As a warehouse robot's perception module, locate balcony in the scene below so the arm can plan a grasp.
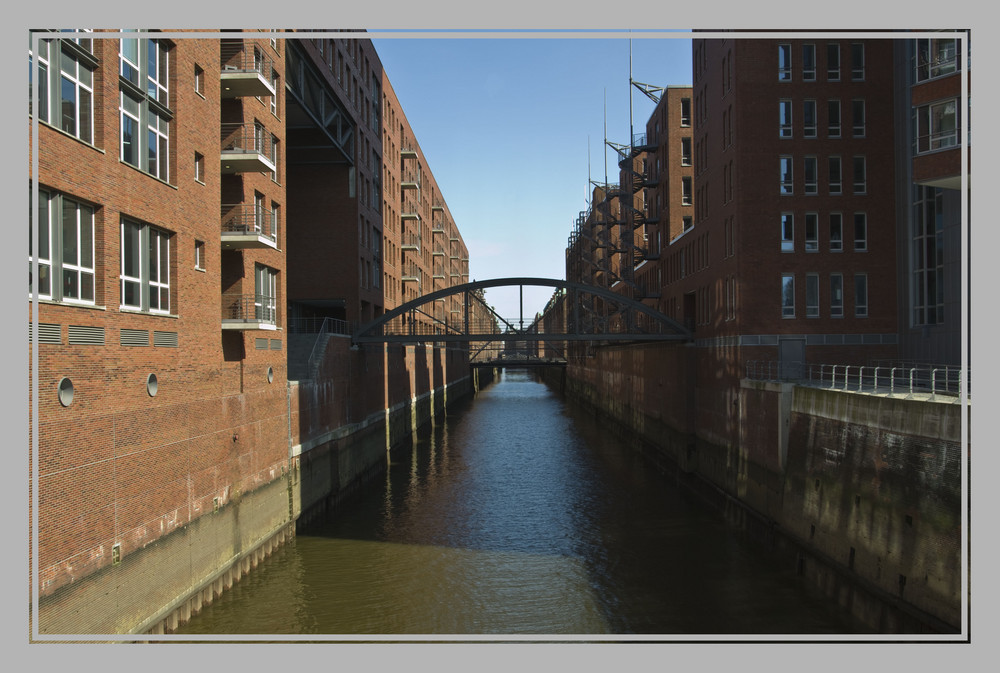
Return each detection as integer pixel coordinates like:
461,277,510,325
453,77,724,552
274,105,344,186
221,294,278,330
401,230,421,253
221,205,279,250
221,124,276,174
401,167,420,190
401,261,421,283
401,147,417,161
220,47,276,99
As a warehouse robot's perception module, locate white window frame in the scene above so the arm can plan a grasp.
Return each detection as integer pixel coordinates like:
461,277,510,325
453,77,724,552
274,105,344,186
120,217,171,314
829,156,842,194
804,157,818,195
854,212,868,251
830,273,844,317
682,177,692,205
781,274,795,318
119,35,171,182
806,273,820,317
779,99,792,138
829,212,843,252
853,156,867,195
915,99,959,153
255,264,277,324
854,273,868,317
852,99,866,137
805,213,819,251
828,99,841,137
778,43,792,81
781,213,794,252
57,47,94,143
30,189,96,305
915,38,958,82
803,100,817,138
780,156,793,194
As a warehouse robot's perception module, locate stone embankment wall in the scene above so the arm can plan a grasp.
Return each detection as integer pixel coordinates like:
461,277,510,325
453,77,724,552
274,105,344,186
34,341,481,636
544,345,964,634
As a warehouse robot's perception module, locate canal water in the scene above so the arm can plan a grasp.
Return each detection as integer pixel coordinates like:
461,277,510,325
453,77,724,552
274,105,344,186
177,369,870,637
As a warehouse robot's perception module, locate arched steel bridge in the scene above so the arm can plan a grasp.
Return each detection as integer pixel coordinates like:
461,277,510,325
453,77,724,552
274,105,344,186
352,278,692,348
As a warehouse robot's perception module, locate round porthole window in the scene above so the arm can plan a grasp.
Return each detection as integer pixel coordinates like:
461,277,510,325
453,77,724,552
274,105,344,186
57,377,74,407
267,366,274,383
146,373,158,397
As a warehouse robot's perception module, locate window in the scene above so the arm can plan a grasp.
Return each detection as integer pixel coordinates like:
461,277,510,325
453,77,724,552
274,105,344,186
780,156,793,194
829,156,842,194
802,44,816,80
194,152,204,183
852,99,866,137
828,99,841,137
805,213,819,251
916,38,958,82
30,38,94,144
854,273,868,317
681,137,692,166
778,43,792,80
781,213,794,252
829,213,843,252
194,63,203,95
854,213,867,251
270,133,280,182
806,273,819,317
827,43,841,80
119,36,171,181
804,157,818,195
915,99,959,153
779,99,793,138
830,273,844,317
851,43,865,81
30,189,95,304
682,177,692,205
255,264,277,324
781,274,795,317
683,216,693,231
803,100,817,138
120,218,171,314
270,69,279,116
681,98,691,126
912,185,945,325
194,239,205,270
852,156,866,194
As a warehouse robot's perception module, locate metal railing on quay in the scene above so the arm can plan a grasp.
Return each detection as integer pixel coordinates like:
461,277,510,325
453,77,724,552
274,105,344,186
744,360,968,402
286,316,353,335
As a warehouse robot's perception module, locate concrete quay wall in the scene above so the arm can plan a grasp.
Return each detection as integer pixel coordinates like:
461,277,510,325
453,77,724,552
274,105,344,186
543,347,964,634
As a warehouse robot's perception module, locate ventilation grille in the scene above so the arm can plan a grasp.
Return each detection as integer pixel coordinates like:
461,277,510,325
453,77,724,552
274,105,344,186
153,330,178,348
255,337,269,350
68,325,106,346
270,339,281,350
120,329,149,347
29,323,62,344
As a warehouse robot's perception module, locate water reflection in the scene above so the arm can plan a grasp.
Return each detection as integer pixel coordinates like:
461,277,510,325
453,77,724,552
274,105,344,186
179,369,867,636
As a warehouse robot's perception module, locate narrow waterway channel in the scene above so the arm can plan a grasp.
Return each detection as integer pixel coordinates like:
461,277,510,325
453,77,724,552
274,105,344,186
177,369,871,637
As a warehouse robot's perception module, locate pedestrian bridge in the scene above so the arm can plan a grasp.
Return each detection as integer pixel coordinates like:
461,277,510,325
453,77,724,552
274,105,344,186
352,277,692,346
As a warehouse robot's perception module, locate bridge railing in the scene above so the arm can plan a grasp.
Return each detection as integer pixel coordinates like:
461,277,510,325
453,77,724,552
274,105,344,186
744,360,968,402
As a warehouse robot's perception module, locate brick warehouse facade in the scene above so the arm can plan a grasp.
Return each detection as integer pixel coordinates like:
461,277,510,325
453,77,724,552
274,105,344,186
29,30,480,635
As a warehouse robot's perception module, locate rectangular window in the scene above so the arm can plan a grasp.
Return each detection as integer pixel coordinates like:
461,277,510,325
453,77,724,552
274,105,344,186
830,273,844,317
912,185,945,325
915,99,959,153
827,43,841,80
855,273,868,317
119,37,171,181
804,157,818,195
806,273,819,317
681,98,691,126
828,99,841,137
853,156,867,194
851,43,865,81
854,212,868,251
59,48,94,143
681,137,692,166
30,189,95,304
852,99,866,137
120,218,171,313
270,69,279,116
255,264,277,324
779,99,792,138
781,213,794,252
805,213,819,251
782,274,795,317
829,213,843,252
194,64,203,94
682,177,692,205
803,100,817,138
780,156,793,194
778,43,792,80
683,216,693,231
195,239,205,270
915,38,958,82
802,44,816,80
194,152,204,182
829,156,842,194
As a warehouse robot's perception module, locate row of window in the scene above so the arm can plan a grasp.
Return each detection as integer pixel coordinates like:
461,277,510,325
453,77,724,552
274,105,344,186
782,272,867,319
29,190,279,321
778,42,865,82
779,98,866,139
780,155,866,196
780,212,868,253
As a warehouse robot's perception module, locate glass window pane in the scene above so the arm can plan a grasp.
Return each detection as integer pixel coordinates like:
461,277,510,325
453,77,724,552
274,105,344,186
62,202,78,264
123,222,140,277
80,206,93,267
60,76,76,134
81,272,94,302
79,88,92,143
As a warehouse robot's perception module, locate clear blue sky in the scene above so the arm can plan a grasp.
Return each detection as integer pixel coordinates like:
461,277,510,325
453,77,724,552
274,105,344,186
370,32,693,322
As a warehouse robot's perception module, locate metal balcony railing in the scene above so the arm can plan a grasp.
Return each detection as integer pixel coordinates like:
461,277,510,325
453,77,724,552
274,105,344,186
221,124,275,157
221,205,279,244
744,360,968,402
222,293,277,325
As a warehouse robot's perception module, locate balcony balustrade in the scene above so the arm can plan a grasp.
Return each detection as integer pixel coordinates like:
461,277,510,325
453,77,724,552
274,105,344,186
220,46,276,98
221,205,279,250
221,123,276,174
221,293,278,330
